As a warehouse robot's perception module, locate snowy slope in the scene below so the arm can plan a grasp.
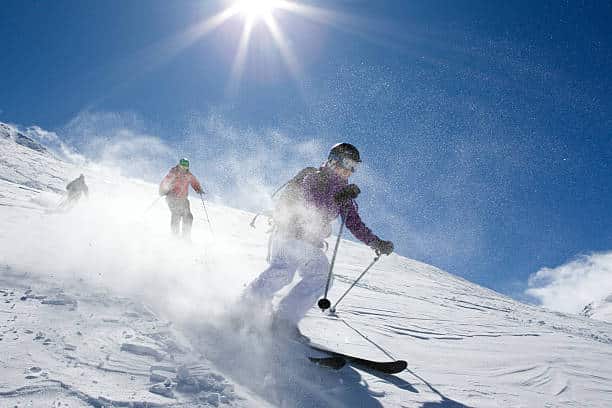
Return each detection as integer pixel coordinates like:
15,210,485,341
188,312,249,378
582,295,612,323
1,125,612,407
0,122,47,153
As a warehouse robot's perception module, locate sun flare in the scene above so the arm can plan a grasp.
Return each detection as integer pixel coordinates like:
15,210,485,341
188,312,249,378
235,0,282,21
175,0,337,94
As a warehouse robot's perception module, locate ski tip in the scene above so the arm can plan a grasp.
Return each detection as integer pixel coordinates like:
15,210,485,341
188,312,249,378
381,360,407,374
351,359,408,375
395,360,408,372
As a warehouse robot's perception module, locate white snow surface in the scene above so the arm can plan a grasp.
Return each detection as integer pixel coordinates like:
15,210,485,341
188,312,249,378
1,126,612,407
582,295,612,323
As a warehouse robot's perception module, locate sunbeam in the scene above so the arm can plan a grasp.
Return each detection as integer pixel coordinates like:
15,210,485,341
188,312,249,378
167,5,243,57
263,13,301,80
227,18,255,96
221,0,303,92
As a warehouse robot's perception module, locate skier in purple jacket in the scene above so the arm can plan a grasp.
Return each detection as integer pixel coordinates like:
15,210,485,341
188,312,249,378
242,143,394,335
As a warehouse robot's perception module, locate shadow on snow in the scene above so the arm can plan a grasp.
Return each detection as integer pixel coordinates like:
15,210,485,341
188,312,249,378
405,367,472,408
185,320,412,408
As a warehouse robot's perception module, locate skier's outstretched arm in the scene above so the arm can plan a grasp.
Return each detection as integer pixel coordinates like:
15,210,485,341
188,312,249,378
341,201,394,255
190,175,204,195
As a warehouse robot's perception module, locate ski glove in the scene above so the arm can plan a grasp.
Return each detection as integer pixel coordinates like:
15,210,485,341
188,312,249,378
334,184,361,204
371,238,394,255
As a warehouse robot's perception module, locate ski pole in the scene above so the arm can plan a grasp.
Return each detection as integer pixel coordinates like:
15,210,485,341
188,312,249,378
318,217,346,311
329,253,380,314
143,196,162,214
249,214,260,228
199,193,214,235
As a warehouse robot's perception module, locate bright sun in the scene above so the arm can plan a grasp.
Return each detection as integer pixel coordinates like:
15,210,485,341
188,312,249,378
175,0,319,94
235,0,281,20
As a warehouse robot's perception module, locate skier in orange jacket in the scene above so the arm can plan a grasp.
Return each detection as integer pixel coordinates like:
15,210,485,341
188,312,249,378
159,158,204,239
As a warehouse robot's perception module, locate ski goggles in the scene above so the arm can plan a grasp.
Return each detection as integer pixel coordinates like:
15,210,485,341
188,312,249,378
330,154,360,173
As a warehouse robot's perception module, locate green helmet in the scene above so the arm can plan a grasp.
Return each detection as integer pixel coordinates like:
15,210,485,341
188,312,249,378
179,158,189,169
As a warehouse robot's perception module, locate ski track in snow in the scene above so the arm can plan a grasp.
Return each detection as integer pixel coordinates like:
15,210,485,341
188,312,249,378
1,128,612,407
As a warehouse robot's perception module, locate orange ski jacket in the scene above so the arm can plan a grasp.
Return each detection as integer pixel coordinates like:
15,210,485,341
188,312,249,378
159,166,203,199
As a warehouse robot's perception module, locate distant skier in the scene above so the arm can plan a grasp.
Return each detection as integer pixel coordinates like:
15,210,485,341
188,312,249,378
242,143,394,336
55,174,88,212
159,158,204,240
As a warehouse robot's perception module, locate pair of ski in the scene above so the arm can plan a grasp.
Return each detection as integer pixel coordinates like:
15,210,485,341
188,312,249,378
306,342,407,374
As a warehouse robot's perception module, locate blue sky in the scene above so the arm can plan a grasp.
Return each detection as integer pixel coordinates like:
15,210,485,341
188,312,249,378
1,0,611,300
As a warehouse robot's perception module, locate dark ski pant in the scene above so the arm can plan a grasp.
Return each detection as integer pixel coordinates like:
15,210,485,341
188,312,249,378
57,191,82,212
166,196,193,238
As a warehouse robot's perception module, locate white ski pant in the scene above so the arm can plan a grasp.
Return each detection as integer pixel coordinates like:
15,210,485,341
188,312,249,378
244,236,330,324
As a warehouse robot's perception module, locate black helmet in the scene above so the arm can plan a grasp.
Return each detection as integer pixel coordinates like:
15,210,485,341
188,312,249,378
328,143,361,163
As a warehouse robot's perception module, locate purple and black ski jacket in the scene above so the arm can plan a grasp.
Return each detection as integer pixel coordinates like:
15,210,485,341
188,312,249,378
288,165,378,246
